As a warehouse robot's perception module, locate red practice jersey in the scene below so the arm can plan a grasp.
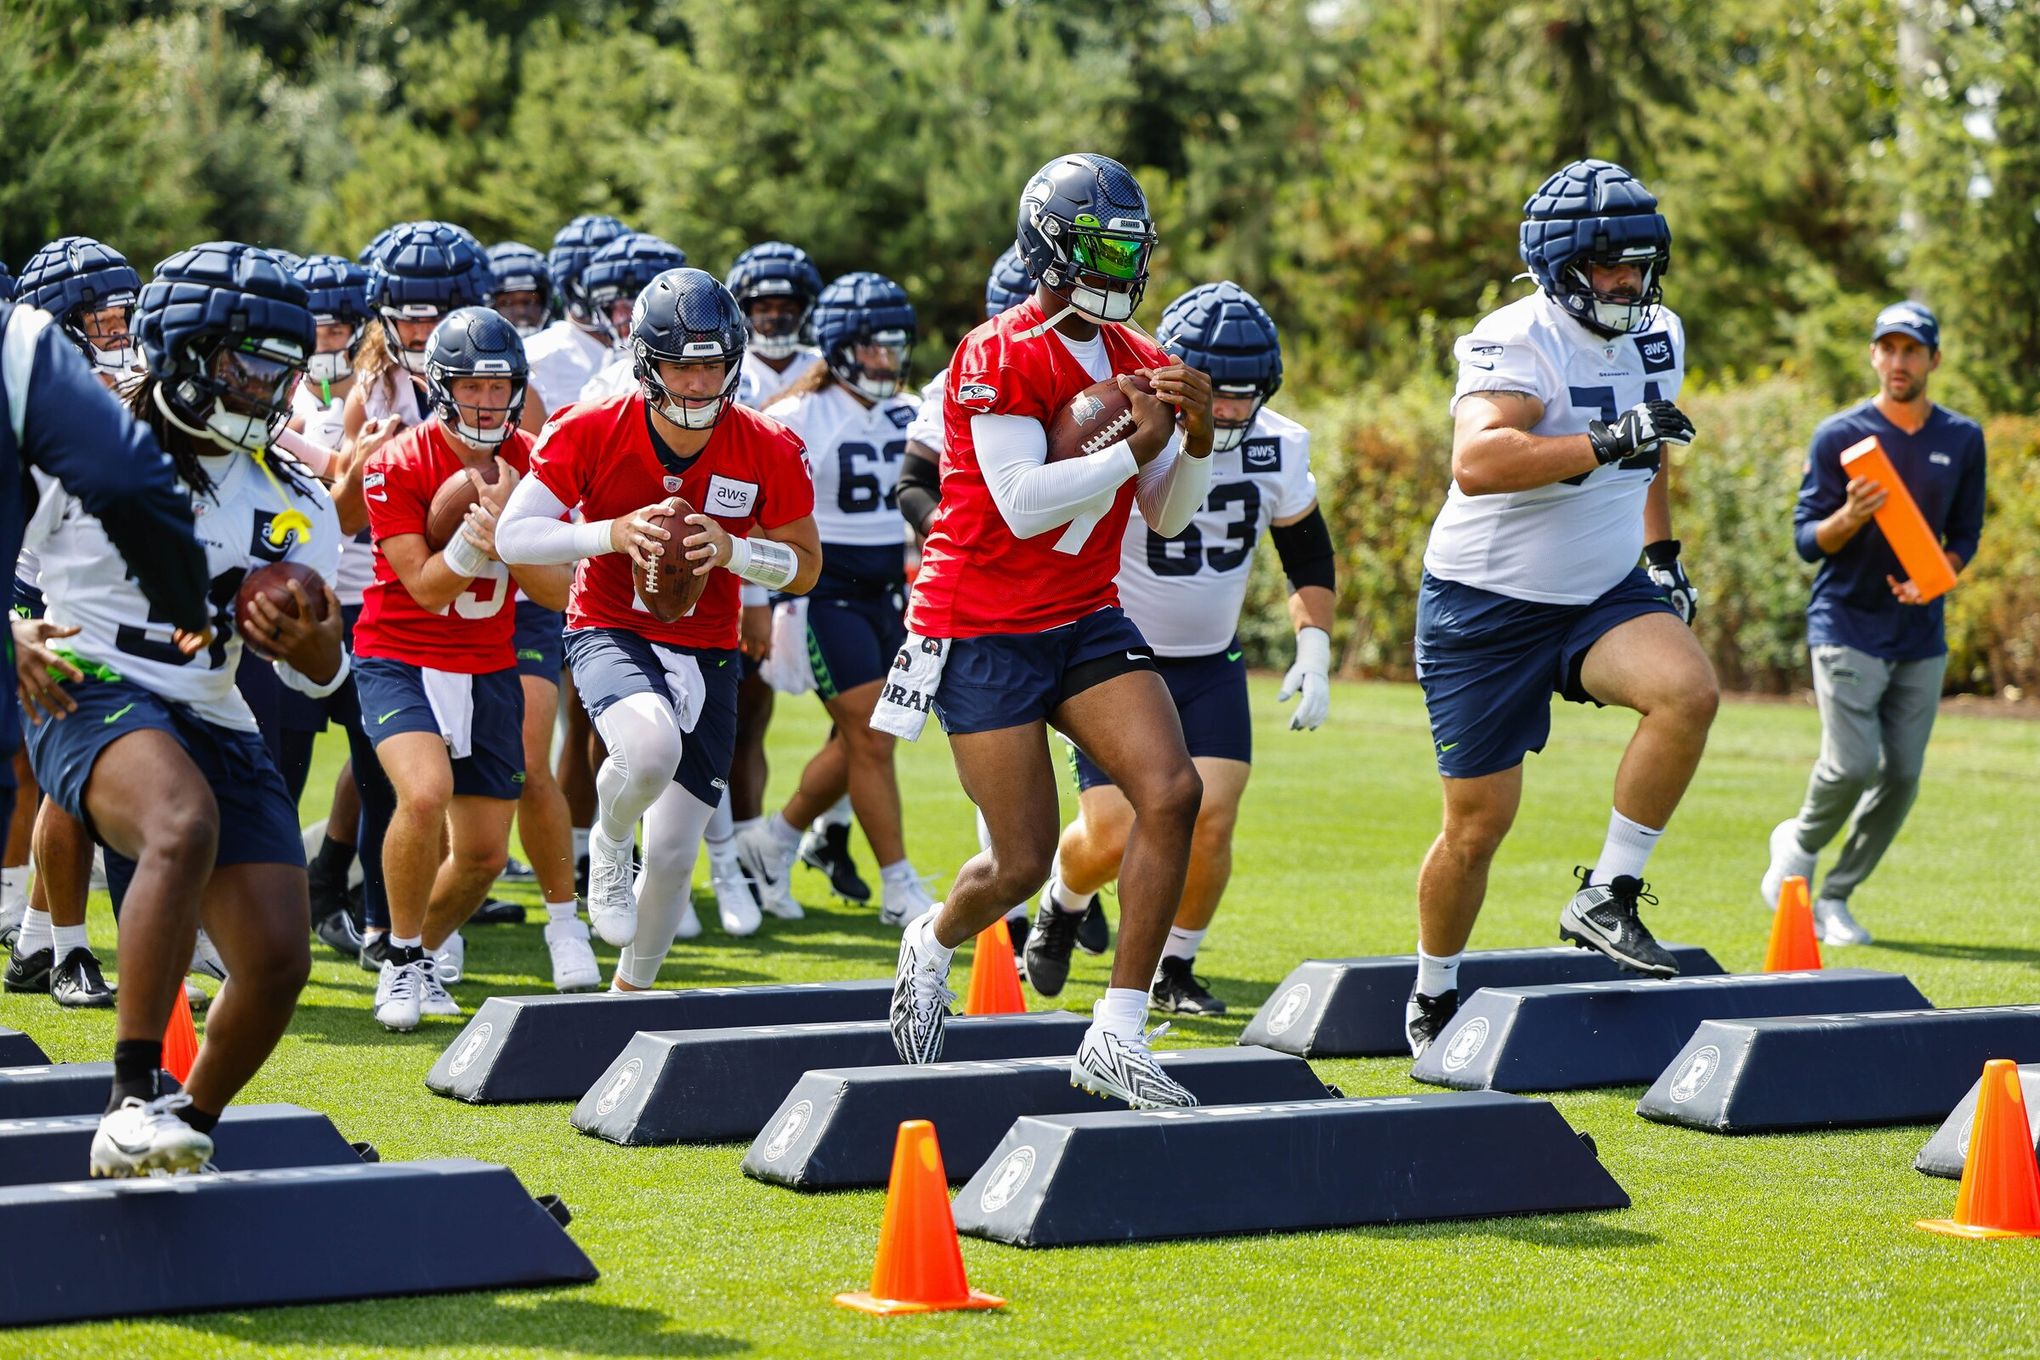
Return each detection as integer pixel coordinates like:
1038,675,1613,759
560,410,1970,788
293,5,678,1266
526,392,813,649
355,420,533,672
907,299,1169,637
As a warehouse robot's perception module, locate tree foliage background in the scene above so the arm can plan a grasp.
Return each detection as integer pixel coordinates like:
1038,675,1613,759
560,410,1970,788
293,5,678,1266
4,0,2037,690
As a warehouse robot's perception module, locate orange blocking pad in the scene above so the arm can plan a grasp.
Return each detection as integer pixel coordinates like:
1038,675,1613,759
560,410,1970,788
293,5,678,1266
1839,436,1958,602
835,1121,1004,1315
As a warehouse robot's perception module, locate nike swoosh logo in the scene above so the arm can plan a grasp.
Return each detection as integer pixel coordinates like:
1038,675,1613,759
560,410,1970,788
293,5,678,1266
1225,650,1243,663
1126,652,1144,662
1437,741,1459,752
376,708,402,724
104,703,135,725
367,492,387,502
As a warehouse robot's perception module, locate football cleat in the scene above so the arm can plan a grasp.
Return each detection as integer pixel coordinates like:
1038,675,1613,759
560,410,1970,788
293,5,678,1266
1075,896,1109,956
1404,987,1460,1061
586,828,640,947
798,820,871,903
734,824,802,920
497,855,536,884
431,930,465,986
1559,868,1679,978
708,847,761,937
1814,898,1872,946
1761,818,1817,910
1150,957,1225,1016
51,948,114,1009
417,956,461,1018
189,929,229,982
314,908,363,958
357,930,391,973
470,897,527,926
1069,1023,1197,1109
545,917,601,993
4,945,53,995
1006,912,1030,958
1022,890,1083,997
889,928,954,1065
879,875,937,929
373,957,422,1032
91,1094,213,1179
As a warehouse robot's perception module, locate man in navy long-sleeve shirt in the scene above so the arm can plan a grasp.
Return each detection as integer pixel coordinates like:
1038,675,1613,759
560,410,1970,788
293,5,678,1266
1760,302,1986,944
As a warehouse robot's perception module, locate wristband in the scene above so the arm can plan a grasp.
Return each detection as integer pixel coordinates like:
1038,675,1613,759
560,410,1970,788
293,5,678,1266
725,536,798,590
1294,625,1331,675
441,527,491,579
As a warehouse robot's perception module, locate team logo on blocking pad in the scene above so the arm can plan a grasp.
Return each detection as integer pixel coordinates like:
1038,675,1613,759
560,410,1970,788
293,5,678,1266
1667,1045,1720,1104
595,1058,644,1117
979,1146,1036,1214
760,1101,813,1163
1264,983,1312,1037
446,1023,493,1078
1440,1016,1489,1073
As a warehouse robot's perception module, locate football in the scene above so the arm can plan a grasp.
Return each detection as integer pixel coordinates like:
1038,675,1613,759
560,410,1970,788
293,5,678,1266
234,561,332,659
425,461,506,551
637,495,710,623
1044,372,1154,463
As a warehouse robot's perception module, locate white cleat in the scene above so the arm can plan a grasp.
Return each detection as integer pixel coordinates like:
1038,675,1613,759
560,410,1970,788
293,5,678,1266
735,825,802,920
1761,818,1817,910
674,900,702,941
1069,1022,1198,1109
417,956,461,1017
430,930,465,985
879,875,937,929
889,925,953,1064
91,1093,213,1178
546,918,601,993
1813,897,1873,946
586,828,639,947
189,928,228,982
711,849,762,937
373,957,422,1032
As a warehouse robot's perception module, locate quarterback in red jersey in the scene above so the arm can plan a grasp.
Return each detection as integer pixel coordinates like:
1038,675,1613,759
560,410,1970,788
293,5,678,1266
499,267,819,990
881,154,1216,1108
353,309,570,1031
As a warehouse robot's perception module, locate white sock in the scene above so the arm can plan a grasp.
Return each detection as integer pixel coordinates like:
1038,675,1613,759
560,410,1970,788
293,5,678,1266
765,812,803,852
51,922,87,958
0,867,26,913
907,914,954,970
1161,926,1205,963
544,897,580,924
1415,947,1461,997
1590,810,1664,887
572,827,590,862
820,795,853,829
974,808,993,853
592,821,634,856
1046,859,1087,915
1092,988,1149,1039
880,859,916,890
704,797,733,849
390,933,423,951
16,906,51,956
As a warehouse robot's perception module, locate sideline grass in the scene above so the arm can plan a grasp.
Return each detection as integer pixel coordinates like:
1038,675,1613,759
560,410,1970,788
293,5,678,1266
3,678,2037,1358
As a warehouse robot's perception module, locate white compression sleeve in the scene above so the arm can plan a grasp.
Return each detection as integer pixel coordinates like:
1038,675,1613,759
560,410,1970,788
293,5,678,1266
1133,432,1211,539
615,781,715,988
497,475,613,565
971,412,1137,539
590,691,683,843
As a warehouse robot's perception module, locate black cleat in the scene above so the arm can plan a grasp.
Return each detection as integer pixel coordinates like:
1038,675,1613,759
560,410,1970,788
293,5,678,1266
315,909,362,958
357,931,391,973
1559,867,1679,978
575,851,589,899
1404,987,1459,1060
1150,956,1227,1016
0,921,18,956
1022,892,1083,997
497,856,536,884
1075,896,1109,956
51,948,113,1009
470,898,526,926
4,946,52,994
1006,913,1030,958
799,821,871,903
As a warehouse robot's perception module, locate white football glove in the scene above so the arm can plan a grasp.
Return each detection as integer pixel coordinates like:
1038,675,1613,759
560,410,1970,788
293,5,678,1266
1277,626,1332,732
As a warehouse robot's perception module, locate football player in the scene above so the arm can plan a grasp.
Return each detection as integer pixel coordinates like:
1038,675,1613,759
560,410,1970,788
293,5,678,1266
1406,159,1717,1058
575,234,692,404
740,272,935,929
496,267,820,988
885,153,1214,1108
353,308,574,1028
1039,283,1333,1016
487,242,555,338
20,243,343,1175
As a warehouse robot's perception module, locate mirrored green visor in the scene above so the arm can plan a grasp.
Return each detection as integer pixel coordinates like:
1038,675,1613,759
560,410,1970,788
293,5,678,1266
1069,227,1152,282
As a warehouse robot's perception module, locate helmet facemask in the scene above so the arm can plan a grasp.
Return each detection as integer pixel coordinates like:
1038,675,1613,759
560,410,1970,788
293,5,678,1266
635,339,742,431
429,368,526,449
828,329,911,402
1209,383,1269,454
1036,212,1154,324
741,285,810,361
68,296,143,382
493,287,550,338
1559,244,1666,338
380,304,445,374
157,334,305,454
307,316,361,384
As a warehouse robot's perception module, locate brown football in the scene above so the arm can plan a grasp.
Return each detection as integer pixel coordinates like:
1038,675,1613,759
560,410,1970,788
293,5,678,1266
637,495,710,623
1044,372,1153,463
235,561,331,659
425,461,506,551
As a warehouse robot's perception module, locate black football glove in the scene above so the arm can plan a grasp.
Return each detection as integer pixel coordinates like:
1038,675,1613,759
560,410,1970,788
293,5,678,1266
1644,539,1698,625
1589,399,1695,471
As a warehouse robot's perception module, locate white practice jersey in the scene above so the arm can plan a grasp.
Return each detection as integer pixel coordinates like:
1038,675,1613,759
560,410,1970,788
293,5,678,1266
361,369,424,428
904,368,947,455
764,383,916,547
579,356,637,405
292,380,376,607
525,322,617,414
1424,291,1687,605
1116,407,1318,657
25,451,341,731
738,347,822,411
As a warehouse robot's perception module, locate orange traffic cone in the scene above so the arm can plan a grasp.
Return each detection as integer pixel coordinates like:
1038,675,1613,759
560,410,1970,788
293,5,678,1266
963,917,1025,1015
1919,1059,2040,1239
1764,874,1822,973
835,1121,1005,1315
162,983,200,1084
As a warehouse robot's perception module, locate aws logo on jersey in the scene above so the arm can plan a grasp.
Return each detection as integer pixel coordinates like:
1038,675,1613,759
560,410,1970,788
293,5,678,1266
1241,438,1281,474
705,475,758,518
1636,333,1677,374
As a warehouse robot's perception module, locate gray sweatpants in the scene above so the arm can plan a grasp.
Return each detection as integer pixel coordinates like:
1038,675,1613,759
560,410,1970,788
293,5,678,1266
1790,643,1947,902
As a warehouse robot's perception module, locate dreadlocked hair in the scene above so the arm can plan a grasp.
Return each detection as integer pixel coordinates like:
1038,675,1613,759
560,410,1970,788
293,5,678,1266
125,372,321,505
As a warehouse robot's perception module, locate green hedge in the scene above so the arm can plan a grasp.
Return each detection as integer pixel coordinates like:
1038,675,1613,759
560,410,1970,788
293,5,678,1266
1240,375,2040,696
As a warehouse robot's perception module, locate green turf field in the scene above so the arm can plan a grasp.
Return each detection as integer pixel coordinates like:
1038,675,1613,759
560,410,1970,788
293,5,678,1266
3,678,2037,1359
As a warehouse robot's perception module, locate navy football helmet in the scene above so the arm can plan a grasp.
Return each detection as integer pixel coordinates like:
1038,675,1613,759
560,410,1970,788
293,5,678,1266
292,253,372,386
727,242,824,360
368,221,492,375
582,233,689,342
811,273,914,402
1016,153,1156,324
548,214,631,329
1157,282,1282,454
629,268,747,431
17,235,145,379
486,242,555,337
0,260,14,302
137,241,314,455
425,307,528,448
1519,159,1671,337
984,243,1033,319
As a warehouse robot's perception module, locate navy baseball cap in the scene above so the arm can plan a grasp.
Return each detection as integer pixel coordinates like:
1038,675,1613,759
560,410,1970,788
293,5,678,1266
1872,301,1939,351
